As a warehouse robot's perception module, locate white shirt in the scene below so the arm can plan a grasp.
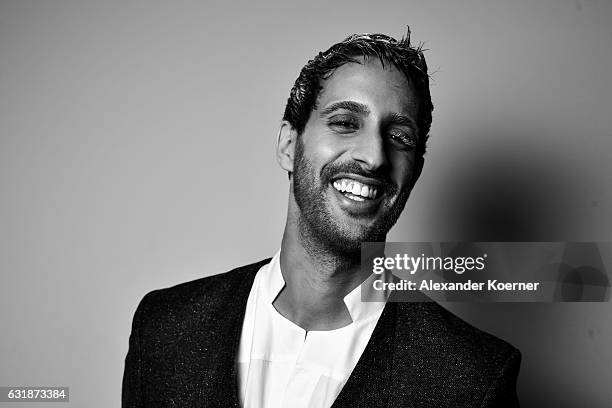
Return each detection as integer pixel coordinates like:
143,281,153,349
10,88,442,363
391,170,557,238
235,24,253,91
236,251,388,408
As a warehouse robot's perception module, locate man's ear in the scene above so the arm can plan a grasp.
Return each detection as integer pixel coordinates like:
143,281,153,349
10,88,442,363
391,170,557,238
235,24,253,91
276,121,297,174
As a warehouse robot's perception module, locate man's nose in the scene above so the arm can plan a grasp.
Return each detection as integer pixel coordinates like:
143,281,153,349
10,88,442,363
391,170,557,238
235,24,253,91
349,129,388,171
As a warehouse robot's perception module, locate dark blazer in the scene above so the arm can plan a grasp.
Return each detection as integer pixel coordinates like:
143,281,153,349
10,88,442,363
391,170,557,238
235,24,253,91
122,259,521,407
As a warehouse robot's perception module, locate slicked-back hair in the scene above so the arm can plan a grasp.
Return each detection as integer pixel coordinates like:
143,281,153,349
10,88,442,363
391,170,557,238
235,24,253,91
282,29,433,157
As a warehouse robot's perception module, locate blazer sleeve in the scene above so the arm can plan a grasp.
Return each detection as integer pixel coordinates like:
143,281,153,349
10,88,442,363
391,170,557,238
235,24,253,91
480,349,522,407
122,291,156,408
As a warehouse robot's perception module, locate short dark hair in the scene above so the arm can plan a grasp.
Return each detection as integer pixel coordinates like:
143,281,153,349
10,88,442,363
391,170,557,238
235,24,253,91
282,29,433,157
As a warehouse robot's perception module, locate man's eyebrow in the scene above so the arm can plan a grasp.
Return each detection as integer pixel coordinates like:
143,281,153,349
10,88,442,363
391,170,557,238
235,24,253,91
388,112,418,129
320,101,371,117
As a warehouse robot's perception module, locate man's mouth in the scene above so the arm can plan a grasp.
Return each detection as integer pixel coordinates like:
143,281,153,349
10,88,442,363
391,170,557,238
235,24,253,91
332,178,380,202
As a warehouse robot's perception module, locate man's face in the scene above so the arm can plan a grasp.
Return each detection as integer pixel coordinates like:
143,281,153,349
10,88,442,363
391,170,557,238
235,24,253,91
292,58,423,253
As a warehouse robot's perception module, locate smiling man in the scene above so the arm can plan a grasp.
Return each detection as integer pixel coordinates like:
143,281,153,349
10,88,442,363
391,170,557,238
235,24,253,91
123,31,521,408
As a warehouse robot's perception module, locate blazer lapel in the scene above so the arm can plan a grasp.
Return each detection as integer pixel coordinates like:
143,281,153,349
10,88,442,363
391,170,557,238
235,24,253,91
331,301,397,408
202,262,262,407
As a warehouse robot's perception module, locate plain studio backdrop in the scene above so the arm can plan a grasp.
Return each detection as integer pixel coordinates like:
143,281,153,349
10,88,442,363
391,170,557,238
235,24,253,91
1,1,611,406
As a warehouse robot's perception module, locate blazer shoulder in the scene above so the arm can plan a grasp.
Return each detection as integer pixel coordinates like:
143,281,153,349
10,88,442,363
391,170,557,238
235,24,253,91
392,302,521,405
132,258,271,330
395,301,520,376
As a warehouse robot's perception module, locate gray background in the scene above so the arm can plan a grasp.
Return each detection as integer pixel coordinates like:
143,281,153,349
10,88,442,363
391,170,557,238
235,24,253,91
1,0,611,406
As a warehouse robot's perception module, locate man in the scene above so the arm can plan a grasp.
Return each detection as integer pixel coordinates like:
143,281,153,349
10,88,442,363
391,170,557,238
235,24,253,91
122,30,521,407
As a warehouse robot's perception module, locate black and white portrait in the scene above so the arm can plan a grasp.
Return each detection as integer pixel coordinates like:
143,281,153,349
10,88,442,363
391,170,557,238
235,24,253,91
0,1,610,407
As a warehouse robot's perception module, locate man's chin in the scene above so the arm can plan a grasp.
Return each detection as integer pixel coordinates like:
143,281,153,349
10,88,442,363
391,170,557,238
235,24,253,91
332,208,390,240
298,213,388,256
321,224,387,253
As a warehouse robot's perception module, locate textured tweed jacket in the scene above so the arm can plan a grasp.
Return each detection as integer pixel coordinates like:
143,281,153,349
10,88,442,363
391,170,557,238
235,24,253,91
122,259,521,407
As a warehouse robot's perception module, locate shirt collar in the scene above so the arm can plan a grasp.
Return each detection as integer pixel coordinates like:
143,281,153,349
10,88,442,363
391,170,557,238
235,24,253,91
262,250,387,324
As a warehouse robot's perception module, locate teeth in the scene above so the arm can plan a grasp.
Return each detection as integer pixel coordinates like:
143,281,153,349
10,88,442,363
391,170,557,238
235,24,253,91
332,178,379,199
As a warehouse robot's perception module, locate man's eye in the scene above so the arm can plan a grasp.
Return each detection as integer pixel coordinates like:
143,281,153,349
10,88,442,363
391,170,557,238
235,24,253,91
332,121,358,129
328,116,359,132
388,131,416,149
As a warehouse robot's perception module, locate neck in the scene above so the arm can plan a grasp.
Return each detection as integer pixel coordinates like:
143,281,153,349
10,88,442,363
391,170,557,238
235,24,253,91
273,205,381,331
